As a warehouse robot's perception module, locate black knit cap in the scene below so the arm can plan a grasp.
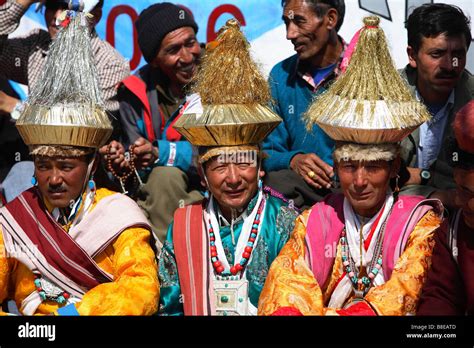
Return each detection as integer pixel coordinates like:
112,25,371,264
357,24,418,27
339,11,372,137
136,2,199,63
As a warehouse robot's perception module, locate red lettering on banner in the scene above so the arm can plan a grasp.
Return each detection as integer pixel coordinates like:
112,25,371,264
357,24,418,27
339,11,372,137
106,5,141,70
207,4,245,42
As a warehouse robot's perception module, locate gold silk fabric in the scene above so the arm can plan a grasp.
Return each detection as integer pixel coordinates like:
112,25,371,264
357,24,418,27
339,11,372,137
258,209,441,316
0,188,159,315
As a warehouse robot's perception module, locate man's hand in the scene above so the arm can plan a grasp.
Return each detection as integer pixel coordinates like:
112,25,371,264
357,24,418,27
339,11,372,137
405,167,422,186
99,140,128,174
131,137,159,169
0,91,18,114
290,153,334,189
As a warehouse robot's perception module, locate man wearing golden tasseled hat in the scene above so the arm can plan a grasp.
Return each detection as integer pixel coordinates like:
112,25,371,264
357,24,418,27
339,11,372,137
157,19,299,316
258,16,445,316
0,3,158,315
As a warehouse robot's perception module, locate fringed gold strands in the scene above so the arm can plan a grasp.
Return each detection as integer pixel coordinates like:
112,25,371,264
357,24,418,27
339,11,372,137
191,18,271,105
304,16,430,144
173,19,282,147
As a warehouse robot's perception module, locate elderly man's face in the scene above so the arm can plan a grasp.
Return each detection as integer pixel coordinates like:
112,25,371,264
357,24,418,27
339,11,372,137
203,152,263,218
454,167,474,229
282,0,335,62
408,33,467,101
337,160,397,217
152,27,201,88
34,156,90,209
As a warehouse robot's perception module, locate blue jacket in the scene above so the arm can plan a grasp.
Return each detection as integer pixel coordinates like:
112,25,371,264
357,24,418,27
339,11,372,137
263,54,337,172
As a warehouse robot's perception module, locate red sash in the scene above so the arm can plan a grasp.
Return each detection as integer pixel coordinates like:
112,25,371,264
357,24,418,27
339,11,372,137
0,188,112,296
172,202,210,315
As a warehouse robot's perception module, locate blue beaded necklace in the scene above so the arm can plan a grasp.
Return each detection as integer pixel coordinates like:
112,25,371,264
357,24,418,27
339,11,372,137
340,206,391,294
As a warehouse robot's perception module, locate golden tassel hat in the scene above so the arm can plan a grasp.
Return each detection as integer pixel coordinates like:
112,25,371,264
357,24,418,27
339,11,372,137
304,16,431,144
16,9,112,154
173,19,282,147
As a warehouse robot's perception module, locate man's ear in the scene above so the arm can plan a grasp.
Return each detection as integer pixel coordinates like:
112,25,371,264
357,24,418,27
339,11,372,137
326,8,338,31
150,54,160,69
197,164,207,188
407,46,417,69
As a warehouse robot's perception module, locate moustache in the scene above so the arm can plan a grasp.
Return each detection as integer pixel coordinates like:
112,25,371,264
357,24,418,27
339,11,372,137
48,186,67,194
436,71,458,79
179,63,197,73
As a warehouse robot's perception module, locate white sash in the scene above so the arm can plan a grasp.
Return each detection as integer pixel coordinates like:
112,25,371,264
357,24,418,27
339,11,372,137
328,194,393,308
204,190,266,315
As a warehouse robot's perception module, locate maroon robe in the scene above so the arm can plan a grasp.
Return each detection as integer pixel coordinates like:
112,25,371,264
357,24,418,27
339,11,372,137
418,211,474,315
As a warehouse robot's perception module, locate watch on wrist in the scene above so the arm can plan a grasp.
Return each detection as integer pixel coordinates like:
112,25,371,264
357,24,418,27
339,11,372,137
420,169,431,185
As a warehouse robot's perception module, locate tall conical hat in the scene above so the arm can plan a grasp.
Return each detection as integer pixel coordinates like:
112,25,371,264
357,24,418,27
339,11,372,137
304,16,431,144
173,19,282,147
15,5,112,155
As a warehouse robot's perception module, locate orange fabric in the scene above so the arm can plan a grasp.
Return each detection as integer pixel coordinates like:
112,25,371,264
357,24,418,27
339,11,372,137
258,209,440,316
0,188,159,315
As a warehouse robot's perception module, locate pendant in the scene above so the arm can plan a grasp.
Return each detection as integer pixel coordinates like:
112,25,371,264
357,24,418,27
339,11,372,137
119,179,128,195
213,275,249,316
357,266,368,292
343,289,366,309
134,168,145,190
38,277,63,298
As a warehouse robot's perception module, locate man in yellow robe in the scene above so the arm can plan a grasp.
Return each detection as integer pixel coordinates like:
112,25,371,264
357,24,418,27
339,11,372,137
0,3,158,316
258,16,444,316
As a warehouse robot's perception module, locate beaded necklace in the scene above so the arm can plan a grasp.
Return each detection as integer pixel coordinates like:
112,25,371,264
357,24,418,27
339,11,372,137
34,274,70,304
340,205,392,294
209,197,265,276
105,144,143,194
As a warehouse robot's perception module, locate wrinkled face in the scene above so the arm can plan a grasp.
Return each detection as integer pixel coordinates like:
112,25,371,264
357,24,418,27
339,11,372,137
454,167,474,229
282,0,333,61
408,33,467,98
34,156,89,209
337,160,396,217
152,27,201,88
44,3,101,39
203,154,263,215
